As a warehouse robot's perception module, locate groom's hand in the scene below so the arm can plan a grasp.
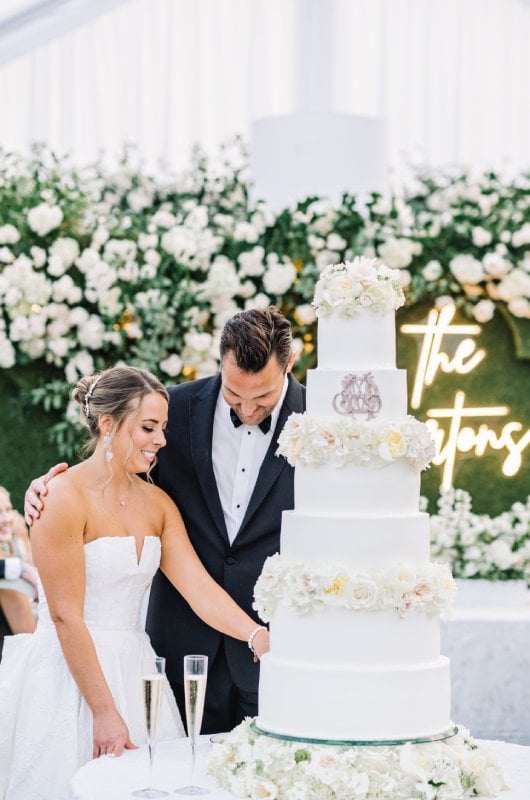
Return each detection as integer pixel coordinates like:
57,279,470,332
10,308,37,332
24,462,69,526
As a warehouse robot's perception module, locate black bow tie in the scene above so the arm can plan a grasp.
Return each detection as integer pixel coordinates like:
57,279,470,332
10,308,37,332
230,408,272,434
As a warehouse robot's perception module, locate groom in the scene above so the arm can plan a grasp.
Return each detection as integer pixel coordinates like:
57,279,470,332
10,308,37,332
146,307,305,733
25,307,306,733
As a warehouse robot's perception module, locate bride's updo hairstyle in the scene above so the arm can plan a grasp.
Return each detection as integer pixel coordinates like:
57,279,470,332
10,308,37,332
73,365,169,454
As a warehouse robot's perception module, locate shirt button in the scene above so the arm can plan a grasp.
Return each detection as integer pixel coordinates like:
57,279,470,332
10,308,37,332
247,431,251,435
242,468,246,472
236,504,241,508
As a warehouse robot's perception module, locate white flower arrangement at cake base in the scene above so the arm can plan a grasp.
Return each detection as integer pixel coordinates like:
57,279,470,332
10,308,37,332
312,256,406,318
276,414,436,472
253,554,456,621
208,718,506,800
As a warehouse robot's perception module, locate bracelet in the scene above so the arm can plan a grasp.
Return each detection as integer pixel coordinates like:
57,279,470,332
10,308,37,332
248,625,267,662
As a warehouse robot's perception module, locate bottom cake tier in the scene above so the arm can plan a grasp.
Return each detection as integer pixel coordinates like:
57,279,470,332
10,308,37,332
257,654,452,741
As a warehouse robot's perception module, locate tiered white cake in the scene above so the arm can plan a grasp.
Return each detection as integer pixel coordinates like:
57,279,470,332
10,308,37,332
255,257,453,743
211,258,504,800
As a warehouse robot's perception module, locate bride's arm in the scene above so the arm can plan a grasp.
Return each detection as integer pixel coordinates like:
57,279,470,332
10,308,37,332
158,491,269,660
30,476,136,758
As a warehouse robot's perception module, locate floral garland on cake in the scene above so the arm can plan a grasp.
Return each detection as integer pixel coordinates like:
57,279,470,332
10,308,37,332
208,718,506,800
312,256,406,317
276,413,435,471
253,554,456,621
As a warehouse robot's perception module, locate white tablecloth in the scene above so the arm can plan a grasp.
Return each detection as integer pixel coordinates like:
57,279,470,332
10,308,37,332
442,580,530,745
70,736,530,800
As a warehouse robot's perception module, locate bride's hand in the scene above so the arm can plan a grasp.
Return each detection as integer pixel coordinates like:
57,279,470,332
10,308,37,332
252,628,270,660
92,708,137,758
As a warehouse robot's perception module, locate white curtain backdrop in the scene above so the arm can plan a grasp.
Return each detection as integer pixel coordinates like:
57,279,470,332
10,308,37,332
0,0,529,173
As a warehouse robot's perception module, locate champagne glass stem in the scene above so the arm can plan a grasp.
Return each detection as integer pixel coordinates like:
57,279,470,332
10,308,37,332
190,736,196,786
148,741,154,790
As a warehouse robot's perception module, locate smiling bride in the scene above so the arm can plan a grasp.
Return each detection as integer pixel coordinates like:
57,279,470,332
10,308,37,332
0,365,269,800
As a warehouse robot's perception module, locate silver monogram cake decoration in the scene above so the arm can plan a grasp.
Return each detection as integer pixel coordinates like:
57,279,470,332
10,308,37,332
332,372,382,419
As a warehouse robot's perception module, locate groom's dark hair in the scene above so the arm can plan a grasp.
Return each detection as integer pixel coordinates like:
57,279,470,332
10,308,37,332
220,307,292,373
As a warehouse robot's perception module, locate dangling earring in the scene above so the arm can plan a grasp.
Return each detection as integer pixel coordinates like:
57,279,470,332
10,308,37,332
103,432,113,462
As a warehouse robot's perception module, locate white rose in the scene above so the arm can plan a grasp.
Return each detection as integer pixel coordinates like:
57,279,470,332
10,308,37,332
0,247,14,263
472,299,495,323
238,280,256,299
138,233,158,251
52,275,82,304
126,188,152,213
378,237,419,269
449,254,484,285
186,205,208,230
238,246,266,278
151,210,177,229
294,304,317,325
245,292,271,310
507,297,530,318
50,237,80,269
160,354,183,378
472,227,492,247
263,260,297,296
233,221,259,243
47,254,68,277
0,224,20,244
485,540,515,570
497,268,530,301
30,246,47,268
0,337,16,368
91,227,110,249
315,249,340,271
422,260,443,281
27,202,63,236
474,764,506,796
483,252,511,278
512,222,530,247
435,295,454,309
184,331,212,352
77,315,106,349
327,232,347,251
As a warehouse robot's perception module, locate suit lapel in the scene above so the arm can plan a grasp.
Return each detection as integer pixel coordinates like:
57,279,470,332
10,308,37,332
189,374,230,545
236,375,305,539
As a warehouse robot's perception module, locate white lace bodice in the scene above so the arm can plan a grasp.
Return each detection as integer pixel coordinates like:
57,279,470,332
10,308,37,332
36,535,161,632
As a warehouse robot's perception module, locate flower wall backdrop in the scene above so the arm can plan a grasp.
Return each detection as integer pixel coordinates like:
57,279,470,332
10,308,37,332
0,140,529,579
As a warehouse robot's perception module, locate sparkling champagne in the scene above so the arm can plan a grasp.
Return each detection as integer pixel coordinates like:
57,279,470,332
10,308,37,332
184,675,207,739
143,674,164,740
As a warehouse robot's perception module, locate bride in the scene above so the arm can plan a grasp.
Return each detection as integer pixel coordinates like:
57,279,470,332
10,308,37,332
0,365,269,800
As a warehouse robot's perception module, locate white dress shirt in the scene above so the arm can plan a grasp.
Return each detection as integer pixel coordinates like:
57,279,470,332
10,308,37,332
212,377,289,545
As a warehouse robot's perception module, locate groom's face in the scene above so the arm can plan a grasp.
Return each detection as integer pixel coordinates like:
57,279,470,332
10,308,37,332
221,351,294,426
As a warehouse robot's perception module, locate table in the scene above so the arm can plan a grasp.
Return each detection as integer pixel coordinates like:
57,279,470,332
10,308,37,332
441,580,530,745
70,736,530,800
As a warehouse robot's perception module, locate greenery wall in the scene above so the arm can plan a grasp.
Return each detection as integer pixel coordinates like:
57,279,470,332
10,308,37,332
1,304,528,516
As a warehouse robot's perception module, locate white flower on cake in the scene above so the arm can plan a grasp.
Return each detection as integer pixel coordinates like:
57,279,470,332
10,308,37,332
209,719,506,800
253,554,456,621
312,257,405,318
276,413,435,472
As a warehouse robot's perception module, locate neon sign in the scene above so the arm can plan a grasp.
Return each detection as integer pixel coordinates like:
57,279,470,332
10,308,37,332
401,303,530,489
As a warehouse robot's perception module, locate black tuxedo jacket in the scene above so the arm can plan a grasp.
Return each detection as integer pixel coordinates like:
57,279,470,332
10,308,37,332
146,373,306,694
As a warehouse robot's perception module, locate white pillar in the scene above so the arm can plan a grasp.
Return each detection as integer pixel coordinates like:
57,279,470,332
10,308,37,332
251,0,387,209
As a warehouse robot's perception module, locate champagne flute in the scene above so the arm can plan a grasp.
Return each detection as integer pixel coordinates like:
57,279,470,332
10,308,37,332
132,656,169,798
174,654,209,796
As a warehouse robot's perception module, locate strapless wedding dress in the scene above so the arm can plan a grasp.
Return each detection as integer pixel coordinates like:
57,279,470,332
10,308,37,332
0,536,184,800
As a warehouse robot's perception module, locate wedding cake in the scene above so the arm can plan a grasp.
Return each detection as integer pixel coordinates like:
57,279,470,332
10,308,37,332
210,258,504,800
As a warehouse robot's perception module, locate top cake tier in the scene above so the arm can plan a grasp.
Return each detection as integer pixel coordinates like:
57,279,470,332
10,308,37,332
313,257,405,370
